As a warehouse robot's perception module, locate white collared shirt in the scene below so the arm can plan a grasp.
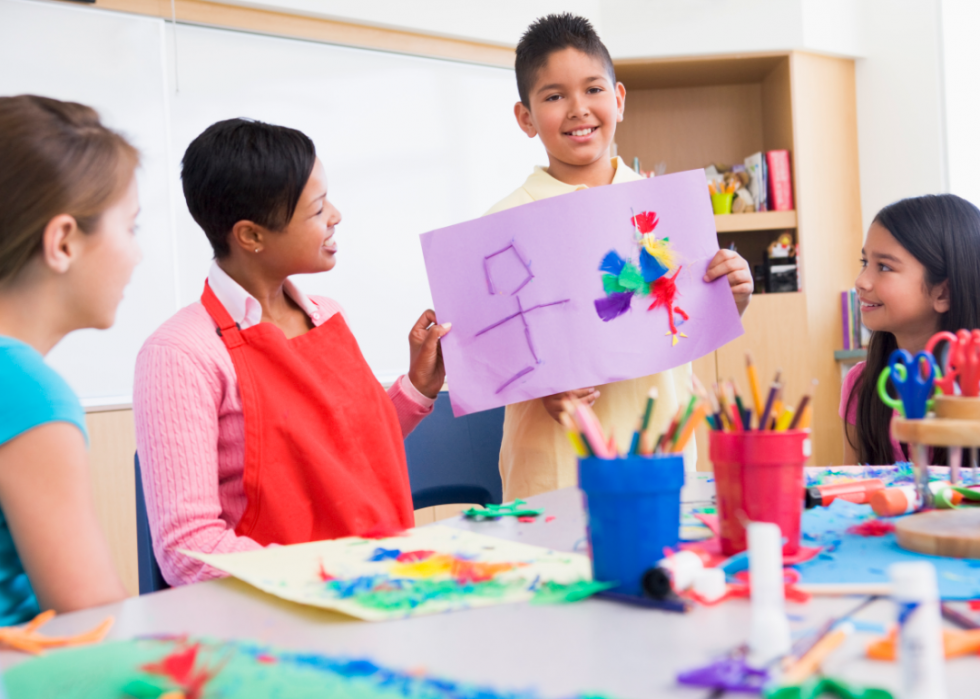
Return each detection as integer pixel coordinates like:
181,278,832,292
207,261,341,330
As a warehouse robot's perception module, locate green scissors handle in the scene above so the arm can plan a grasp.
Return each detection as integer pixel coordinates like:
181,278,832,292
876,364,943,418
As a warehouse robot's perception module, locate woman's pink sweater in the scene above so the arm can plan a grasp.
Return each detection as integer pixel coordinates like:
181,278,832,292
133,296,432,586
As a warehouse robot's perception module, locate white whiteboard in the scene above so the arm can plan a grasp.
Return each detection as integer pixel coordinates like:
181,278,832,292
0,0,544,403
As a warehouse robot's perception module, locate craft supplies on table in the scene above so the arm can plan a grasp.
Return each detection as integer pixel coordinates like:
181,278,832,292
578,453,684,596
711,430,810,556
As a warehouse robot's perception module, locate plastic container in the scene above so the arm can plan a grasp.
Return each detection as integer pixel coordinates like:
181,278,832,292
890,562,947,699
711,192,734,214
579,454,685,596
748,522,791,666
709,430,810,556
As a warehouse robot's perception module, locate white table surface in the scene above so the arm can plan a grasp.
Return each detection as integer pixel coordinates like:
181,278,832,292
2,483,977,698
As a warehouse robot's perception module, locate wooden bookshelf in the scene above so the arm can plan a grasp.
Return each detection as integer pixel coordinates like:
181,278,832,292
616,52,864,469
715,210,797,233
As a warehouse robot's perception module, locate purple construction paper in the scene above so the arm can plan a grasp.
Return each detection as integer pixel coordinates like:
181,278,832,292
419,169,744,416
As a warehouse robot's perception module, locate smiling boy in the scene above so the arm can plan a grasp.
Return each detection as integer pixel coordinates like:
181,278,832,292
488,14,753,501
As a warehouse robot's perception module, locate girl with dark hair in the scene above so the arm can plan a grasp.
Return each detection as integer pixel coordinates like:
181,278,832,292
0,95,137,618
841,194,980,465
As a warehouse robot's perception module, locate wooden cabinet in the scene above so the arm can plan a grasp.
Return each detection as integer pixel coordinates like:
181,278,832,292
614,52,863,468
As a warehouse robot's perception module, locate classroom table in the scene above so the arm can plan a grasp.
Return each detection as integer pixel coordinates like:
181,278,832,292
2,483,977,697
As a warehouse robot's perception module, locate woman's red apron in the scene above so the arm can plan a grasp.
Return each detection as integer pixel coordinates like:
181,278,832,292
201,281,414,545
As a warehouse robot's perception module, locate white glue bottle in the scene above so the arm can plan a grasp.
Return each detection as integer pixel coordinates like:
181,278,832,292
748,522,791,667
890,562,947,699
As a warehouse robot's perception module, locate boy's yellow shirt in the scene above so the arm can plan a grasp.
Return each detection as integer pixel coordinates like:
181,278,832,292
486,156,696,502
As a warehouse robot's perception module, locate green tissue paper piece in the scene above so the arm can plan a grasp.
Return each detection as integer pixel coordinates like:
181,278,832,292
121,679,170,698
617,263,645,293
602,273,625,295
462,500,544,520
531,580,617,605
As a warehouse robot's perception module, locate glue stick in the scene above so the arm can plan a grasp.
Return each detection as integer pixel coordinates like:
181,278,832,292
659,550,703,591
748,522,792,666
890,562,947,699
870,482,962,517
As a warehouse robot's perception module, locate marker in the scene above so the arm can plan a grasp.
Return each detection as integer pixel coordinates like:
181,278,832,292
804,479,885,509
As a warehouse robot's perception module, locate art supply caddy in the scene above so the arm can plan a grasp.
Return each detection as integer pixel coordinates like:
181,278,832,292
566,336,980,698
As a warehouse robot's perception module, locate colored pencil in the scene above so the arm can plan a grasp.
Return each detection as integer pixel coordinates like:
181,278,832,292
775,407,795,431
672,404,707,453
746,352,763,419
758,382,779,432
788,380,817,430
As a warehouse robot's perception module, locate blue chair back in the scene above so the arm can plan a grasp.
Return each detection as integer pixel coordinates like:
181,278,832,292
134,453,170,594
403,392,504,509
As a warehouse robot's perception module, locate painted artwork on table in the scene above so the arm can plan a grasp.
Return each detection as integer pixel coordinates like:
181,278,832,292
185,526,595,621
420,169,743,416
3,635,611,699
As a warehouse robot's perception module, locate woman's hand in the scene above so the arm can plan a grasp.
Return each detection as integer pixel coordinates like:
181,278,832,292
704,249,753,316
542,388,600,424
407,310,451,399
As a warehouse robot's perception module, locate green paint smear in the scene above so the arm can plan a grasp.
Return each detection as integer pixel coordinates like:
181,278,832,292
531,580,617,605
350,578,527,613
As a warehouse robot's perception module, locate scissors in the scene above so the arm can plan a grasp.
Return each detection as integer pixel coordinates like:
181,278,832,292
876,350,936,419
926,329,980,397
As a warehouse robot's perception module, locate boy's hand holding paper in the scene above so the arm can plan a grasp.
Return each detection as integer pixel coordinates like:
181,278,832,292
420,170,745,416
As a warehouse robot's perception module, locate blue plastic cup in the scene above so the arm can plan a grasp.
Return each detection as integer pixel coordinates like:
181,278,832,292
579,454,685,596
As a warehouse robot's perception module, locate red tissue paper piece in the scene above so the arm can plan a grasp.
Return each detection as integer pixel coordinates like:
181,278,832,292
396,550,435,563
846,519,895,537
517,516,537,523
968,600,980,611
631,211,660,234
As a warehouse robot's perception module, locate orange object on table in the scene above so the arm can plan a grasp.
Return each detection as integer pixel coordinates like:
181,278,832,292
0,610,113,654
867,626,980,660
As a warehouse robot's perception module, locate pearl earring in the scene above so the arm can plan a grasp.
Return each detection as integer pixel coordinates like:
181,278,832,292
254,248,260,253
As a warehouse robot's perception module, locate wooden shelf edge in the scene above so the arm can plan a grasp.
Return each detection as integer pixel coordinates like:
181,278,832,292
714,210,797,233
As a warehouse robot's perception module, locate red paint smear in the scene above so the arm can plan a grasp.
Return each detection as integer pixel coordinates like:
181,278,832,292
517,516,537,523
847,519,896,537
255,654,277,664
358,522,407,539
545,516,556,523
317,560,335,582
395,550,435,563
450,559,524,584
630,211,659,234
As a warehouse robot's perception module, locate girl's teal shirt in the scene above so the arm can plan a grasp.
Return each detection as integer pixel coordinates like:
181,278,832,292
0,335,88,625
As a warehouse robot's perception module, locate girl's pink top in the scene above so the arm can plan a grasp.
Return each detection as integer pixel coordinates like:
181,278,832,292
134,265,434,586
839,360,906,463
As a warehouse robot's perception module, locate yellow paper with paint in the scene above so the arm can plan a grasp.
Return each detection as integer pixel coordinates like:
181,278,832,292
184,526,593,621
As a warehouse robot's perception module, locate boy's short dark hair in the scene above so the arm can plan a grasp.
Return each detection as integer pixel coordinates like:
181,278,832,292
182,118,316,258
515,13,615,107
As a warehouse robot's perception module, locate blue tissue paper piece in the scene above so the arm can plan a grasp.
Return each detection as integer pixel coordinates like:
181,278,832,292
794,499,980,600
639,247,669,283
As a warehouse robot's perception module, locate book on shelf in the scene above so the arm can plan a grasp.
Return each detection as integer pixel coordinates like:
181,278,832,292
766,150,793,211
841,289,869,350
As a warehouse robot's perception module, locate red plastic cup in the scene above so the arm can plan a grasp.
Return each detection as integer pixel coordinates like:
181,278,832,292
709,430,811,556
